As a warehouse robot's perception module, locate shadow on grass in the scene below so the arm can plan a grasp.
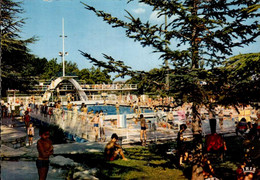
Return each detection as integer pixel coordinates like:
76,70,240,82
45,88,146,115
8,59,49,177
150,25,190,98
62,136,258,180
64,145,189,180
63,152,143,179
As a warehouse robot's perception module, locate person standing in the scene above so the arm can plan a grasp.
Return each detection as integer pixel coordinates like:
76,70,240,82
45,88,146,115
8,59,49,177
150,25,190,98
115,102,120,114
99,110,106,142
91,111,100,142
81,104,88,122
27,123,35,146
67,101,73,120
7,103,11,118
36,127,53,180
139,114,148,146
166,110,174,129
43,102,48,117
1,100,4,117
177,124,188,167
11,102,15,121
23,111,30,130
48,104,53,122
72,103,78,119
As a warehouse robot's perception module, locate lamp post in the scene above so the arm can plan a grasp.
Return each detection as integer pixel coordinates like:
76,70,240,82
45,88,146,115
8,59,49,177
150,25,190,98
59,18,68,77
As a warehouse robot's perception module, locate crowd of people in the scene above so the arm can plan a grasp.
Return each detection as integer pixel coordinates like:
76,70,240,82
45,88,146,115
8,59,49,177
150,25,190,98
1,96,260,179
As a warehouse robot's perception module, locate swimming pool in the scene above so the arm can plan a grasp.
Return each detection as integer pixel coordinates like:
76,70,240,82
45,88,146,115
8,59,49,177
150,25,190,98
85,105,153,115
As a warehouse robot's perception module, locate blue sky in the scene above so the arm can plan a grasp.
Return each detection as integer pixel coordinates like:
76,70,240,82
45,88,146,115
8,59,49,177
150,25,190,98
20,0,260,78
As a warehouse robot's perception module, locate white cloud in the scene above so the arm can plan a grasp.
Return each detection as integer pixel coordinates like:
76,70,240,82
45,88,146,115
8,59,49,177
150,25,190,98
149,11,179,23
133,8,146,14
138,2,149,7
149,11,164,23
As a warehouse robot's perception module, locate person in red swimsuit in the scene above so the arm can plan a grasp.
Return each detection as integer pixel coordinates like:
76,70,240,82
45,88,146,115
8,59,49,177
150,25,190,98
24,111,30,130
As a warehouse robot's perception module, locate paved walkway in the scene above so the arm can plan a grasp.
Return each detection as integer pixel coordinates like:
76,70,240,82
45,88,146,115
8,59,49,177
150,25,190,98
0,117,104,179
1,161,65,180
0,115,189,180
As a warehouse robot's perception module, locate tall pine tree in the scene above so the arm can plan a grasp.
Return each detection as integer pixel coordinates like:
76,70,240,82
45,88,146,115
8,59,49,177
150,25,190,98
81,1,259,178
81,0,259,112
1,0,36,96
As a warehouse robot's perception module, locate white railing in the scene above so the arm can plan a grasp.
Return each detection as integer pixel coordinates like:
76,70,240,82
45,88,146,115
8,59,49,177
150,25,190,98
80,84,137,90
32,84,138,92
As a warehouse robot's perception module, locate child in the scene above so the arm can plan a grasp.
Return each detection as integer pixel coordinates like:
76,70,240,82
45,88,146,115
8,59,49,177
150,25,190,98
27,123,34,146
36,127,53,180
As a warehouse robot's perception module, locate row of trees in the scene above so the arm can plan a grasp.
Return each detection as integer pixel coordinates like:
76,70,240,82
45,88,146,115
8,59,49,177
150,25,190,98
38,58,112,85
0,0,111,97
127,52,260,105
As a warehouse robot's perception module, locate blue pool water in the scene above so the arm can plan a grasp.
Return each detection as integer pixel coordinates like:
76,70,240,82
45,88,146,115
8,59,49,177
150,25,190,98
86,105,153,115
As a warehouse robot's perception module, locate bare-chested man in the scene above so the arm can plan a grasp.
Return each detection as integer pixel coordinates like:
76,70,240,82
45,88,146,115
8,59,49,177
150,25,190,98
139,114,148,146
104,133,127,161
36,127,53,180
91,111,100,142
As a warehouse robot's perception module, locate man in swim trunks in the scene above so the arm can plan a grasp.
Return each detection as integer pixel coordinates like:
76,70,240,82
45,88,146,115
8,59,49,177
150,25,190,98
104,133,127,161
139,114,148,146
91,111,100,142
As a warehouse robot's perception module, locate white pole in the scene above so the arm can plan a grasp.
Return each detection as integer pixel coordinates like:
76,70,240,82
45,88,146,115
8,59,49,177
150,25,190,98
62,18,65,77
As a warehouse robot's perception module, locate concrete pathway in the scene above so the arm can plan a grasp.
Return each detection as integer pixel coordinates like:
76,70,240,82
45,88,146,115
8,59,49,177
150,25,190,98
0,116,105,180
1,161,65,180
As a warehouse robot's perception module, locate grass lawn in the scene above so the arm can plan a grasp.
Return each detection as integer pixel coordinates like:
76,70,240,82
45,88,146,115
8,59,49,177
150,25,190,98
65,145,188,179
64,136,259,179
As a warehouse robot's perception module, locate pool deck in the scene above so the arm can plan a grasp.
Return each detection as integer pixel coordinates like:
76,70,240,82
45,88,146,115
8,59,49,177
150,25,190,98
1,114,237,180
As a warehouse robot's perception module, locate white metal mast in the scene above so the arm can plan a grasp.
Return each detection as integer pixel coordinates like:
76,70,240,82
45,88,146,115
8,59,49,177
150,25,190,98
60,18,67,77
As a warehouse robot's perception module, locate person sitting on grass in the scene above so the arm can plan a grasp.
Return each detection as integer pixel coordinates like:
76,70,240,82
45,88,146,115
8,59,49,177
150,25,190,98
104,133,127,161
206,116,227,161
